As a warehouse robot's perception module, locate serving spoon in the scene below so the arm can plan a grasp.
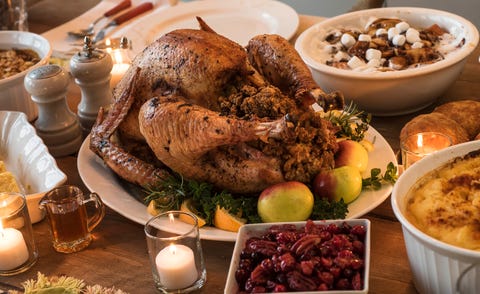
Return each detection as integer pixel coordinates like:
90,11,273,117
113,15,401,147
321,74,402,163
68,0,132,38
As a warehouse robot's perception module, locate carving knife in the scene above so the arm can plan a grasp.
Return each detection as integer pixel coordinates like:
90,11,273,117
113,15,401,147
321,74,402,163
93,2,154,44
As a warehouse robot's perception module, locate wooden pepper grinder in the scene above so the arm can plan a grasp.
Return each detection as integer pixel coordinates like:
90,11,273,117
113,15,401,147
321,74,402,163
24,64,83,157
70,36,113,134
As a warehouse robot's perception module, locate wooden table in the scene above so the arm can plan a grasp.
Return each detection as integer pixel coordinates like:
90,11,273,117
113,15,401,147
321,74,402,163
3,14,480,294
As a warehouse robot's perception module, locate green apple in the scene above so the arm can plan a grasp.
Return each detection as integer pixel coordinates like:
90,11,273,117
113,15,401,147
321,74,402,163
312,166,362,204
257,181,314,223
335,139,369,172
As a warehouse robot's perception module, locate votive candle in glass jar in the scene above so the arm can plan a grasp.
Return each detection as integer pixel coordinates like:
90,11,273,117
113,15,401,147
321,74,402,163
145,211,206,293
0,192,38,276
401,132,452,169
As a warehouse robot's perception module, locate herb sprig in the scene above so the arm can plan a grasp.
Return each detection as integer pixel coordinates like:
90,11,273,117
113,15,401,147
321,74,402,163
326,101,372,141
362,162,398,189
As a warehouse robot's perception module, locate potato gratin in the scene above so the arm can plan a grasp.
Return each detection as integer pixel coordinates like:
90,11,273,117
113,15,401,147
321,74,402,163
406,149,480,250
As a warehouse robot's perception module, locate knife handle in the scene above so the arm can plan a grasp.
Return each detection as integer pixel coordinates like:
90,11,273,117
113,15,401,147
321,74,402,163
113,2,154,25
104,0,132,17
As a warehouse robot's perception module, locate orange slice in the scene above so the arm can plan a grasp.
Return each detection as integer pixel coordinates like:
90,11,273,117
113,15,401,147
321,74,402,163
213,205,246,232
179,199,207,227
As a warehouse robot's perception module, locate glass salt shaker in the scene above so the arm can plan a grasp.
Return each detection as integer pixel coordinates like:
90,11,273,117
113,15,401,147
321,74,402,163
70,36,113,134
24,64,83,157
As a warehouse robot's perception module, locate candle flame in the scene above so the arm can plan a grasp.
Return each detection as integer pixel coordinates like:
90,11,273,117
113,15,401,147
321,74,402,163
169,244,177,255
105,38,112,54
112,49,125,64
417,134,424,148
168,213,174,223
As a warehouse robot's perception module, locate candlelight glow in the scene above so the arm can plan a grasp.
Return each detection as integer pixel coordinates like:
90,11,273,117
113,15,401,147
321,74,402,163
417,134,424,148
169,244,177,255
168,213,174,223
105,38,113,54
111,48,127,64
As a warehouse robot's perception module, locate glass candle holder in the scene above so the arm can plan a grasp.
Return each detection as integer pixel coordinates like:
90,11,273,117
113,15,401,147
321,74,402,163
401,132,452,169
145,211,206,293
105,37,132,90
0,192,38,276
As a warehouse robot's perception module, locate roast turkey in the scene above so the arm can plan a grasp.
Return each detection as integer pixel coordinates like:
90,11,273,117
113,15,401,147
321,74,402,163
90,20,344,194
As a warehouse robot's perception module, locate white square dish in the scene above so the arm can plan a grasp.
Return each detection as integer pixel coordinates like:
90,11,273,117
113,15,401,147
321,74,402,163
0,111,67,223
225,219,371,293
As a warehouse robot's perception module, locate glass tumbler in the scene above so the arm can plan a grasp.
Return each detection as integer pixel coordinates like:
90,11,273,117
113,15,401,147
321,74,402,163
0,0,28,31
145,211,206,293
0,192,38,276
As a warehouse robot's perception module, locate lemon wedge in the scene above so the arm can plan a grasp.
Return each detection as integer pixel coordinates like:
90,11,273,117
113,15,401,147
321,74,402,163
179,199,207,227
213,205,246,232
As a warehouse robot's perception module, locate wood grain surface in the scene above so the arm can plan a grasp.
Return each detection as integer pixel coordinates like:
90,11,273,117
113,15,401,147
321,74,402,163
2,14,480,294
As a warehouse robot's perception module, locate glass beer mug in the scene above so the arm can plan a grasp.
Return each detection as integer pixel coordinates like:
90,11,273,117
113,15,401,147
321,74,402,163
40,185,105,253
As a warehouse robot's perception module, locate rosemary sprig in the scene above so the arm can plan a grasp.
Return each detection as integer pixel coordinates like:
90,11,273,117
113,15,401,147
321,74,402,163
326,101,372,141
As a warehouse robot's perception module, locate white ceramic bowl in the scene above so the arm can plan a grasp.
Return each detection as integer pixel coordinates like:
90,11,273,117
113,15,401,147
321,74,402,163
391,140,480,294
0,31,52,121
294,7,479,116
0,111,66,223
225,219,371,293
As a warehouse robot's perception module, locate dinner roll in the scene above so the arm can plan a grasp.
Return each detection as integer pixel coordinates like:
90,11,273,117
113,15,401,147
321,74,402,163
400,112,469,145
433,100,480,140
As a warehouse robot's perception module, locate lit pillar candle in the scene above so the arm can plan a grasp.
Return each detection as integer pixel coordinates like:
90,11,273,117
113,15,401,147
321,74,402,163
155,244,198,289
108,43,131,90
110,63,130,89
0,222,29,271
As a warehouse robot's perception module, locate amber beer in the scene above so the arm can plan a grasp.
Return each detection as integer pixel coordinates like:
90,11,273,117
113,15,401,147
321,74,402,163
40,185,105,253
48,202,89,243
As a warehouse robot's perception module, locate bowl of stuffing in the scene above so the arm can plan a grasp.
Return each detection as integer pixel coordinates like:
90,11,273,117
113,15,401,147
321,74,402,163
0,31,52,121
225,219,371,293
294,7,479,116
391,140,480,294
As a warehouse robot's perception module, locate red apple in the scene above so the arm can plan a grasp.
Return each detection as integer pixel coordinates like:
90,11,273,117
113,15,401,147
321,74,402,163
312,166,362,204
335,140,369,172
257,181,314,223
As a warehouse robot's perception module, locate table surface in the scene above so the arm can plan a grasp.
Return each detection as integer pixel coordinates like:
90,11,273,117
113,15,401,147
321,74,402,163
2,13,480,294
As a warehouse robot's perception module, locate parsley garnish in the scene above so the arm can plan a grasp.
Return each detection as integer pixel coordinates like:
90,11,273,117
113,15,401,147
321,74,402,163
362,162,398,190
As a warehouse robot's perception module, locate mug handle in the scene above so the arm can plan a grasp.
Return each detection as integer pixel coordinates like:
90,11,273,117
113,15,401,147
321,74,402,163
83,192,106,232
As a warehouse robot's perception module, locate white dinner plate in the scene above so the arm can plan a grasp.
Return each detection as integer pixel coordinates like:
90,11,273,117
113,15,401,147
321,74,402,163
77,126,396,242
111,0,299,55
